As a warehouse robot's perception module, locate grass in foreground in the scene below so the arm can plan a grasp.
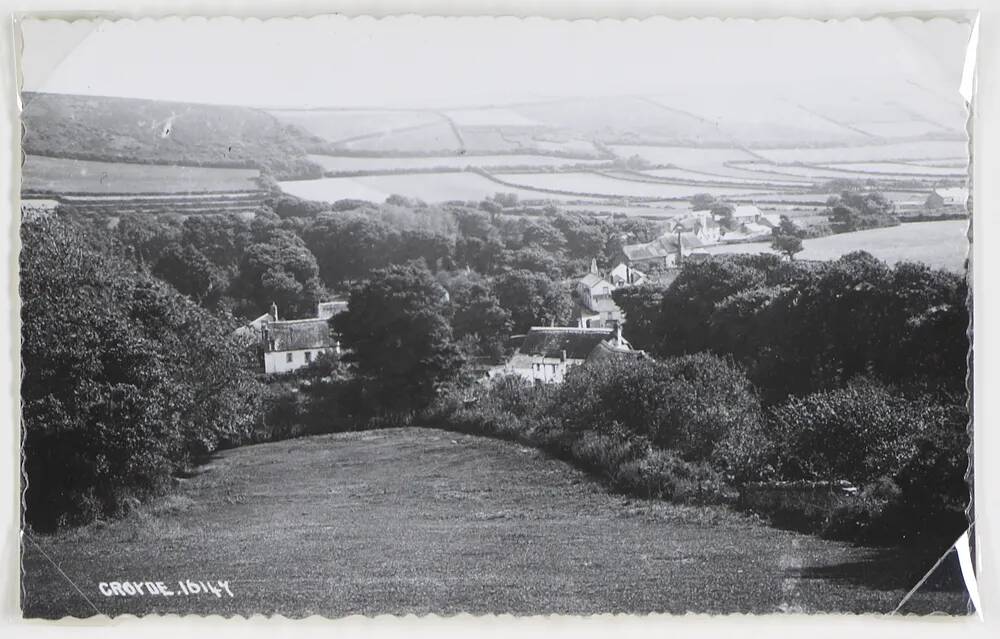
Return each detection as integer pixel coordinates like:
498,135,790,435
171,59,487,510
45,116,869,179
22,428,968,618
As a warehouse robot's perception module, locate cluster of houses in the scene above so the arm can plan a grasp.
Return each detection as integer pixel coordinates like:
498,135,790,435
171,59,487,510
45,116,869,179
495,205,787,385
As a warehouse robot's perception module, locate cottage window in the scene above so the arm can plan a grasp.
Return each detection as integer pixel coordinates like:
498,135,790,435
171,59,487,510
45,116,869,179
286,352,294,363
305,351,313,362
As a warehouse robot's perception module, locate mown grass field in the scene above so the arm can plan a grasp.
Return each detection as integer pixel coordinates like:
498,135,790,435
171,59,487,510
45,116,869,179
703,220,969,272
22,428,967,618
22,155,261,194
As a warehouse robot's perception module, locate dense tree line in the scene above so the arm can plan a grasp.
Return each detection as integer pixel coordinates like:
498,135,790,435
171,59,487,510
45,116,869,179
614,252,968,402
21,218,261,530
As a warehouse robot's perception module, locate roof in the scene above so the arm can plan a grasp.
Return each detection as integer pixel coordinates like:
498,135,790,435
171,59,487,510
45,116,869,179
317,299,349,320
578,273,607,288
585,340,645,365
609,262,647,284
759,214,782,228
623,232,703,262
265,318,333,352
933,187,969,201
517,327,616,360
733,205,762,218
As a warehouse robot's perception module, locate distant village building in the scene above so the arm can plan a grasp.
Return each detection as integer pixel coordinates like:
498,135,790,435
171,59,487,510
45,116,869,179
495,326,636,384
671,211,721,245
928,187,969,207
609,262,647,287
574,260,624,329
20,198,60,220
622,231,705,269
731,204,763,224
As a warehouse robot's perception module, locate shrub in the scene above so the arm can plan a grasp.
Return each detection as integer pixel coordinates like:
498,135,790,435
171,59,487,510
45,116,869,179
613,449,727,504
767,380,918,485
556,353,762,462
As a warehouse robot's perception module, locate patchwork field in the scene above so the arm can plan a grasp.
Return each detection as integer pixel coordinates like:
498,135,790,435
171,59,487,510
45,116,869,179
750,140,968,164
268,109,443,143
701,220,969,272
308,153,608,173
22,155,261,194
491,171,771,200
279,172,603,204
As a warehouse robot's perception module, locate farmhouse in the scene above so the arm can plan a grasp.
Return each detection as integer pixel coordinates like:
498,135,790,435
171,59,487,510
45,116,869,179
254,302,343,375
928,187,969,207
731,204,763,224
622,231,704,269
671,212,721,245
574,260,624,329
495,326,634,384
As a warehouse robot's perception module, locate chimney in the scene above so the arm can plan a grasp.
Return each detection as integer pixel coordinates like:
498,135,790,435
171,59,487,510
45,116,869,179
615,324,624,347
270,302,279,321
561,349,567,362
590,258,599,275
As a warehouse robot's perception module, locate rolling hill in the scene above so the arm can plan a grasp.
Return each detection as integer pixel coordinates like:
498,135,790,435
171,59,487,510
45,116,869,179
22,92,322,180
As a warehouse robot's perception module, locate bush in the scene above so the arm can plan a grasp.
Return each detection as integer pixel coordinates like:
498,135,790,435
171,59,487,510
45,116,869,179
768,380,921,485
613,449,728,504
726,380,970,546
556,353,762,462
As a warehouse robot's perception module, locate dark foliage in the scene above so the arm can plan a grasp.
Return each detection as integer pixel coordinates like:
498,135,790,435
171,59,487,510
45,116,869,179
21,218,261,530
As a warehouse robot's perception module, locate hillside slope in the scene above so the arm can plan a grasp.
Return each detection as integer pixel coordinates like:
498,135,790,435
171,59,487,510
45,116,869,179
22,428,965,617
22,92,321,179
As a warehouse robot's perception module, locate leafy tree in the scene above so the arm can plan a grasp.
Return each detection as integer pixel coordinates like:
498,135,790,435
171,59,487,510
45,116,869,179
612,284,665,351
828,204,861,233
770,215,804,260
115,214,181,265
690,193,717,211
334,263,463,412
153,242,227,306
391,229,456,271
450,283,512,358
494,269,574,333
826,190,899,233
21,218,260,530
299,214,394,285
233,230,324,318
711,202,738,231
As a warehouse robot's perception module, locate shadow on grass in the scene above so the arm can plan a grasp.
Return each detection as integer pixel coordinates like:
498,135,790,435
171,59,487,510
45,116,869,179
791,544,967,593
173,451,224,479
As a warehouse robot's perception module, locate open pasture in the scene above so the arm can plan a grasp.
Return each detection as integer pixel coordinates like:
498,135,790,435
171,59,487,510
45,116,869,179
701,220,967,272
279,172,603,205
608,145,757,170
22,155,261,194
491,171,771,200
270,109,442,143
819,162,967,177
341,121,463,153
750,140,968,165
635,167,807,187
308,154,608,173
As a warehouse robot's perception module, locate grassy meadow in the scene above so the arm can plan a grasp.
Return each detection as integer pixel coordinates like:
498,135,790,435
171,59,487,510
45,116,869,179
21,428,967,617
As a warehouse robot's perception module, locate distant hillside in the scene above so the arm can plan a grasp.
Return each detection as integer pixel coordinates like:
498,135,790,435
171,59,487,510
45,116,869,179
268,87,966,156
22,92,322,180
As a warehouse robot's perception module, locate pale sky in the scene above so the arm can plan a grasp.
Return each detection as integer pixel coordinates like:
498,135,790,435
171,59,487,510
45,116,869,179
20,15,974,109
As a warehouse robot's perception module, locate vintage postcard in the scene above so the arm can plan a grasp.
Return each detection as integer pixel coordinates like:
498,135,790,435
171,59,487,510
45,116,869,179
17,14,975,618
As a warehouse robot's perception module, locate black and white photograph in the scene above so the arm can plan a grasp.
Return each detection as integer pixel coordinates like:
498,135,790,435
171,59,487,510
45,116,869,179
17,13,975,618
